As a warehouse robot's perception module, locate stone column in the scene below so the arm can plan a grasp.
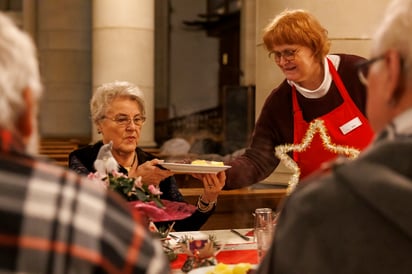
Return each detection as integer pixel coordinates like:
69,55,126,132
36,0,91,139
240,0,256,86
23,0,36,36
92,0,156,147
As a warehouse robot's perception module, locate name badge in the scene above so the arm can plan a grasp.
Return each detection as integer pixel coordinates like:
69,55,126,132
339,117,362,135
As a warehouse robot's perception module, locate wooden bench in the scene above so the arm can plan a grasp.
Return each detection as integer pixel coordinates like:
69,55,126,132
38,138,83,168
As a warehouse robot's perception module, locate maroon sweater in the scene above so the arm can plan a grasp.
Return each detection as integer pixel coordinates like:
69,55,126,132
224,54,368,189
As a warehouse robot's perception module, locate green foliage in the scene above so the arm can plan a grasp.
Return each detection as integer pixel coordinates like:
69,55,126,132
106,173,164,207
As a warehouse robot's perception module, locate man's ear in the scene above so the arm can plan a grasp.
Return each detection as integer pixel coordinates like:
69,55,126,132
385,49,404,104
17,87,34,142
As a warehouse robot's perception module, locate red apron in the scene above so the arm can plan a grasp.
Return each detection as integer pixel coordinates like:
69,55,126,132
292,58,374,179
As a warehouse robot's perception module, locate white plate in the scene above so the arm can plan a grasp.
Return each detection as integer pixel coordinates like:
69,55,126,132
159,163,231,174
188,264,256,274
188,265,219,274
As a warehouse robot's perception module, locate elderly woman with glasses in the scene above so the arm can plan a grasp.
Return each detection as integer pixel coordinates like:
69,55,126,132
201,9,375,190
69,81,225,231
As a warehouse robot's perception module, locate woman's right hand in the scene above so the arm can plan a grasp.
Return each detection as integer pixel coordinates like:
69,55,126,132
129,159,174,186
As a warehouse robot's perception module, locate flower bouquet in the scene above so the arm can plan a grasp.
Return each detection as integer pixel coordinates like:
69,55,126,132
105,172,164,207
89,141,196,224
89,169,196,224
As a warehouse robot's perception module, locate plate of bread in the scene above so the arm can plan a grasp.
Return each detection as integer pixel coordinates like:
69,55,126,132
159,160,231,174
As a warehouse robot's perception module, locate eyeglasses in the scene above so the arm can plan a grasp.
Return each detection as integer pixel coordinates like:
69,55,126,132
268,49,299,63
357,55,385,85
103,114,146,127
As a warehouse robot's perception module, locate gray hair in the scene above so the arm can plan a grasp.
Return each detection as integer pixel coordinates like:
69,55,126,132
373,0,412,85
90,81,146,124
0,13,42,130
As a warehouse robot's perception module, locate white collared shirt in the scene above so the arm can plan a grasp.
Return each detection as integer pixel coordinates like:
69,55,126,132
288,55,341,99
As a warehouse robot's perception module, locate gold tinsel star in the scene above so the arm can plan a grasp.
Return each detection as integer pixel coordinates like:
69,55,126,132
275,119,360,195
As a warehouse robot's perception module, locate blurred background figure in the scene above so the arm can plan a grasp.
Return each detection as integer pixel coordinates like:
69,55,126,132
0,12,169,274
69,81,225,231
257,0,412,273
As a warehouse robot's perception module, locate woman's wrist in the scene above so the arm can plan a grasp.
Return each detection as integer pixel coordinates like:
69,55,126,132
197,195,216,213
200,192,218,203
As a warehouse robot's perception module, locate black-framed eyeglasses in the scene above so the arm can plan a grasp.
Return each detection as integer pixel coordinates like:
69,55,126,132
103,114,146,127
356,55,385,85
268,49,299,63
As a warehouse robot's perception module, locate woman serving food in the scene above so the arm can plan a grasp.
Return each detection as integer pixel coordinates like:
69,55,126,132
201,9,375,189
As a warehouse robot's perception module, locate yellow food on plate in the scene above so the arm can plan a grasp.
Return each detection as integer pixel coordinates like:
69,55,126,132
205,263,253,274
191,160,224,166
206,263,231,274
232,263,253,274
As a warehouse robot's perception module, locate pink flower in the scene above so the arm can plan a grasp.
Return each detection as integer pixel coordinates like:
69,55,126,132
88,172,109,189
87,172,98,180
148,184,163,195
112,170,127,178
133,176,143,189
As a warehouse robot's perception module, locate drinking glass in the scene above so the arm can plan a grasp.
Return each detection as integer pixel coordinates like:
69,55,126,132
254,208,273,262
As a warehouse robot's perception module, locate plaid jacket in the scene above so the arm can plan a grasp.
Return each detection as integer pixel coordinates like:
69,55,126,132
0,130,170,274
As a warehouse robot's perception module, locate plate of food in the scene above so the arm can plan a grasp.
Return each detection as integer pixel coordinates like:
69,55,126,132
188,263,255,274
159,160,231,174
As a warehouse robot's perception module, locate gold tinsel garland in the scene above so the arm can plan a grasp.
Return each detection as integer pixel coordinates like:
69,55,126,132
275,119,360,195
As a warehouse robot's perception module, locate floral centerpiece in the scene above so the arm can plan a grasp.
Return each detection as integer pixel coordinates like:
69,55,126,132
178,234,221,273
